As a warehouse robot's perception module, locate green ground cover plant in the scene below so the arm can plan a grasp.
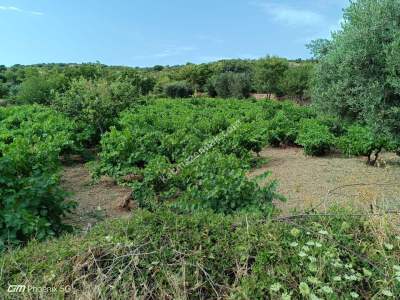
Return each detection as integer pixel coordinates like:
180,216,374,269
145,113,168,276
338,125,392,165
95,98,291,213
297,119,336,156
0,105,78,249
1,208,398,299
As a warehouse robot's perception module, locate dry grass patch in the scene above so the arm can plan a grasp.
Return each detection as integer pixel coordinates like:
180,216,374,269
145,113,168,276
250,147,400,217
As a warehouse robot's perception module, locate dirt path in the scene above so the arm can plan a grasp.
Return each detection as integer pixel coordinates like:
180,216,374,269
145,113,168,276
249,147,400,215
61,164,133,229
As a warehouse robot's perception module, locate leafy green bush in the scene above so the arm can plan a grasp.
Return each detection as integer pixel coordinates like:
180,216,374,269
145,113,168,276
265,102,314,147
279,64,313,101
1,209,398,299
0,82,9,98
0,105,77,249
205,77,218,97
173,152,282,214
52,77,143,143
178,64,213,93
337,125,390,165
317,115,346,137
296,119,335,156
108,69,156,96
96,99,282,213
209,72,252,99
266,111,298,147
163,81,194,98
15,73,66,105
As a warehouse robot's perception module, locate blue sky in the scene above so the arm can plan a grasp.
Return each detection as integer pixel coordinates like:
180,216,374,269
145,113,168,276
0,0,349,67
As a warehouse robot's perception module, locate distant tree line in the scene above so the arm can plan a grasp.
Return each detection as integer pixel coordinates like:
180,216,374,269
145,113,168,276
0,57,315,103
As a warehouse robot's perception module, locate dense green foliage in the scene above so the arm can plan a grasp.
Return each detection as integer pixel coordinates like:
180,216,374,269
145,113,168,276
207,72,252,99
0,58,315,106
163,81,194,98
95,98,286,213
266,110,299,147
2,1,400,298
0,105,78,249
280,63,313,101
1,208,398,299
311,0,400,156
296,119,336,156
338,125,392,165
15,73,66,105
254,56,289,96
52,77,149,143
265,102,316,147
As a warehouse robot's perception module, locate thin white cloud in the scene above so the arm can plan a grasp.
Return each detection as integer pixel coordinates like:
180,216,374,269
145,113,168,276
154,46,196,58
198,54,259,63
133,45,196,60
0,5,43,15
198,56,228,62
253,2,324,26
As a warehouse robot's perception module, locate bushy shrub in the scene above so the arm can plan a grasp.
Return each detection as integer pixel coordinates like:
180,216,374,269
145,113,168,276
279,101,316,121
209,72,252,99
96,99,282,213
210,74,230,98
178,64,213,93
0,82,9,98
265,102,314,147
163,81,193,98
221,122,265,158
109,69,156,96
205,77,218,97
296,119,335,156
15,73,66,105
316,115,346,137
266,111,298,147
0,105,77,249
337,125,390,165
52,77,142,143
229,73,252,99
174,152,282,214
279,64,313,101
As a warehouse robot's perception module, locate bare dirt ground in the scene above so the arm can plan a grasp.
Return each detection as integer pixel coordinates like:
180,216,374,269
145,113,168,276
61,164,133,229
249,147,400,216
61,149,399,228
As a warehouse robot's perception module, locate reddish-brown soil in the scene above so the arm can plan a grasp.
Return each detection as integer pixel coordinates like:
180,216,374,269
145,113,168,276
61,164,134,229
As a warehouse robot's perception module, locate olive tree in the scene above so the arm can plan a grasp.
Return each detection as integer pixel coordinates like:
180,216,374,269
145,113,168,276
208,72,252,99
311,0,400,160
